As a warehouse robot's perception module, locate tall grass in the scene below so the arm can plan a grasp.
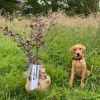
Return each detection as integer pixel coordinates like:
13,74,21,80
0,12,100,100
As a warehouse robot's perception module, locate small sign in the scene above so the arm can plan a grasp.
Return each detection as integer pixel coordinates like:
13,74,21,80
29,64,39,90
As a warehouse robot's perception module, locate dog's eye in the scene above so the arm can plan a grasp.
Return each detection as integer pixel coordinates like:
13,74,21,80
79,48,82,50
74,48,76,51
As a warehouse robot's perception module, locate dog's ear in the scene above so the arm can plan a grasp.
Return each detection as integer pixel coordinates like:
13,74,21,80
82,45,86,51
69,46,74,52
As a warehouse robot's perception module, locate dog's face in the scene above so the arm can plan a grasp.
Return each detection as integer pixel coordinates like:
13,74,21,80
39,67,47,80
70,44,86,59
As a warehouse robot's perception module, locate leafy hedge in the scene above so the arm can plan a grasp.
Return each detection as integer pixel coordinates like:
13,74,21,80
0,0,99,16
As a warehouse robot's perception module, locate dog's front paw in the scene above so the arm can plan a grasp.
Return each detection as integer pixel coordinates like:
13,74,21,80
69,79,73,87
80,82,85,88
87,70,90,77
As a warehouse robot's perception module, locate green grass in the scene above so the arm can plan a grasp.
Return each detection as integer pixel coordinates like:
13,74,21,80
0,24,100,100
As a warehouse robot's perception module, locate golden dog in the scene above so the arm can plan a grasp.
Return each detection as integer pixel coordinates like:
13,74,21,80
69,44,90,88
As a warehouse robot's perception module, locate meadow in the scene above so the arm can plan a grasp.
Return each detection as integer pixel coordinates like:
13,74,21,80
0,12,100,100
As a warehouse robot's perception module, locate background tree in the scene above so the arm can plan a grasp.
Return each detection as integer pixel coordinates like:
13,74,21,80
0,0,99,16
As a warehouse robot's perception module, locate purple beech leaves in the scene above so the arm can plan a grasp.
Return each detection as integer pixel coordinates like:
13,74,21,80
3,15,56,67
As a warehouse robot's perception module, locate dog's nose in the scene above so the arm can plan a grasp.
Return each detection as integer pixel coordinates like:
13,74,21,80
77,53,80,56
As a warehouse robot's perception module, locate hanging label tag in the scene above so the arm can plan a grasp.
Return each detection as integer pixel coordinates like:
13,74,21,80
29,64,39,90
